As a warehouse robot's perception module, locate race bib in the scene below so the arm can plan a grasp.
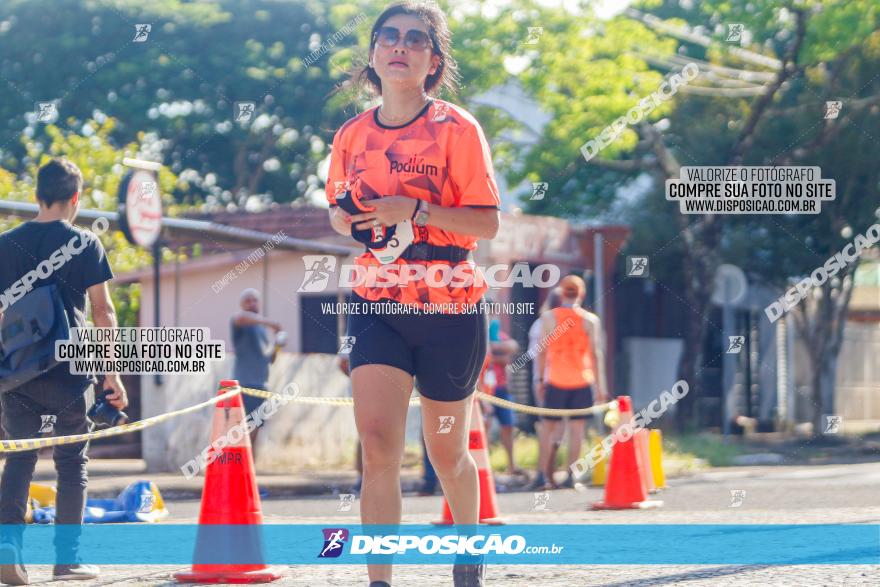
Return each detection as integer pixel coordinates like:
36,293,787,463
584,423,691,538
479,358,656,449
370,219,415,264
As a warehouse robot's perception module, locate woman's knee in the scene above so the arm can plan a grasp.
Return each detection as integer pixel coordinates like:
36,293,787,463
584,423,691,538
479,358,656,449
359,428,402,467
428,446,471,477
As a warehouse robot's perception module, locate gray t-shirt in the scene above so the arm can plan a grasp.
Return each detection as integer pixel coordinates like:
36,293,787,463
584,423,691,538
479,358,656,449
231,319,273,389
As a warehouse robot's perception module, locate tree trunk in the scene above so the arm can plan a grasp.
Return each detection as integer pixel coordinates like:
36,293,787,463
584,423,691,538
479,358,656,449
812,356,838,435
795,269,855,436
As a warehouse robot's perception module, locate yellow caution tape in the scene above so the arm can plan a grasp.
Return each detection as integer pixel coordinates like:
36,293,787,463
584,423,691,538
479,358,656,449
0,388,240,454
0,383,615,453
231,385,421,406
237,386,615,417
477,391,616,418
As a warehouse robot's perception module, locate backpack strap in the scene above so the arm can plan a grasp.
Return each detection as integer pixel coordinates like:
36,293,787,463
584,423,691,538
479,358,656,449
31,223,74,313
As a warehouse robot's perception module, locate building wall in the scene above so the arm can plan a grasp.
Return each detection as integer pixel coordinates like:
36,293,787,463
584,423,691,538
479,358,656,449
141,352,423,473
834,321,880,428
139,249,351,353
134,213,630,460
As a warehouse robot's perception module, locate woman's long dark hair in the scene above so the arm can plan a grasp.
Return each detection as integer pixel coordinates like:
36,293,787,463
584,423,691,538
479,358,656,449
352,1,459,97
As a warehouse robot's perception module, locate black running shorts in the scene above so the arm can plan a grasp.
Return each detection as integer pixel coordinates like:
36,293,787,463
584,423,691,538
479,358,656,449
541,384,593,421
344,293,488,402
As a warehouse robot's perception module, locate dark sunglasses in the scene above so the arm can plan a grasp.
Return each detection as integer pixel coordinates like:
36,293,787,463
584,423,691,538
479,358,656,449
373,26,433,51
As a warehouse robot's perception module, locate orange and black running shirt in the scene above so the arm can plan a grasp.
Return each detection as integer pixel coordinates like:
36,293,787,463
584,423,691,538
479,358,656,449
545,307,595,389
325,99,500,310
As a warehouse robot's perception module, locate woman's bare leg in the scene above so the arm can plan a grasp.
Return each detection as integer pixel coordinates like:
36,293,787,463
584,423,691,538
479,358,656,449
421,396,479,525
352,364,413,584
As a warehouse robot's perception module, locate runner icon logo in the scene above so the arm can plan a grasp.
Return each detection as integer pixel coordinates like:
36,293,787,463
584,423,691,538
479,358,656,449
726,336,745,354
319,528,349,558
524,26,543,45
729,489,746,508
337,494,355,512
139,494,155,513
133,24,151,42
823,415,842,434
437,416,455,434
299,255,338,293
627,256,649,278
530,182,548,201
431,102,450,122
339,336,356,355
726,23,744,43
234,102,256,123
35,102,58,123
532,492,550,511
39,415,56,434
333,181,351,198
139,181,158,200
824,101,842,119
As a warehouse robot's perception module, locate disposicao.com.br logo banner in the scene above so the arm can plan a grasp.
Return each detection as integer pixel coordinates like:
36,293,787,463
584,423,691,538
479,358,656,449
3,524,877,565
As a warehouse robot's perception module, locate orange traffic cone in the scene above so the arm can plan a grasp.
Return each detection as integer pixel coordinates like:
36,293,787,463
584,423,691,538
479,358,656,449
635,429,656,494
175,380,281,584
434,395,504,525
592,396,662,510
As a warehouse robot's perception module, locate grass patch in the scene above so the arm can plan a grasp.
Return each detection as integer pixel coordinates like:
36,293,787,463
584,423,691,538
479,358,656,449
487,432,608,473
664,433,748,467
487,431,716,474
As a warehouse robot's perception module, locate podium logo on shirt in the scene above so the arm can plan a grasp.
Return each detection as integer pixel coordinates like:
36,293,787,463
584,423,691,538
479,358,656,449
389,156,438,177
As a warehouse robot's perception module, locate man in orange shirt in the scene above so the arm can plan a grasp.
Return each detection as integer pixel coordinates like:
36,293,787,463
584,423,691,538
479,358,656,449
535,275,608,489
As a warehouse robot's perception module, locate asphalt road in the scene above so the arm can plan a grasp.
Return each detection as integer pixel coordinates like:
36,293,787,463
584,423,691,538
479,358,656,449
14,462,880,586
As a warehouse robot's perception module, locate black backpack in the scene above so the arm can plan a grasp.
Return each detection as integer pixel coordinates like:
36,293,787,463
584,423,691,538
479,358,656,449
0,225,73,393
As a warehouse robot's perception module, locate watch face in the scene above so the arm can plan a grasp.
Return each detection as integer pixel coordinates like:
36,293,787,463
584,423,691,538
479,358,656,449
415,201,429,226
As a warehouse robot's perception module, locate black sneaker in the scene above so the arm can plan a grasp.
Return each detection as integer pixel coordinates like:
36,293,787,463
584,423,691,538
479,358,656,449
0,543,28,585
453,558,486,587
528,473,546,491
53,564,99,581
368,582,391,587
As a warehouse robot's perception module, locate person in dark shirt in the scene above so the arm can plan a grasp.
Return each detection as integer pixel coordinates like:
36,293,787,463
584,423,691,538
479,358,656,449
0,158,127,584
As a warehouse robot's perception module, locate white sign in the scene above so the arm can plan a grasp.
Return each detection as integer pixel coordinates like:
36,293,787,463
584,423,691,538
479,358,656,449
123,170,162,247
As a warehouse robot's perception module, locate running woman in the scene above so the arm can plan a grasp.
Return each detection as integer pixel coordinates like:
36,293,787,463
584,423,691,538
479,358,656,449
535,275,609,488
325,3,500,586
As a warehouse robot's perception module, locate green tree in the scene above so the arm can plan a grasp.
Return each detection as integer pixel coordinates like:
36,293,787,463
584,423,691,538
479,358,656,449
503,0,879,432
0,116,183,326
0,0,344,207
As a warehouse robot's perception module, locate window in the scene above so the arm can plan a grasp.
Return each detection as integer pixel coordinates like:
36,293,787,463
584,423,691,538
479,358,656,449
299,294,343,353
